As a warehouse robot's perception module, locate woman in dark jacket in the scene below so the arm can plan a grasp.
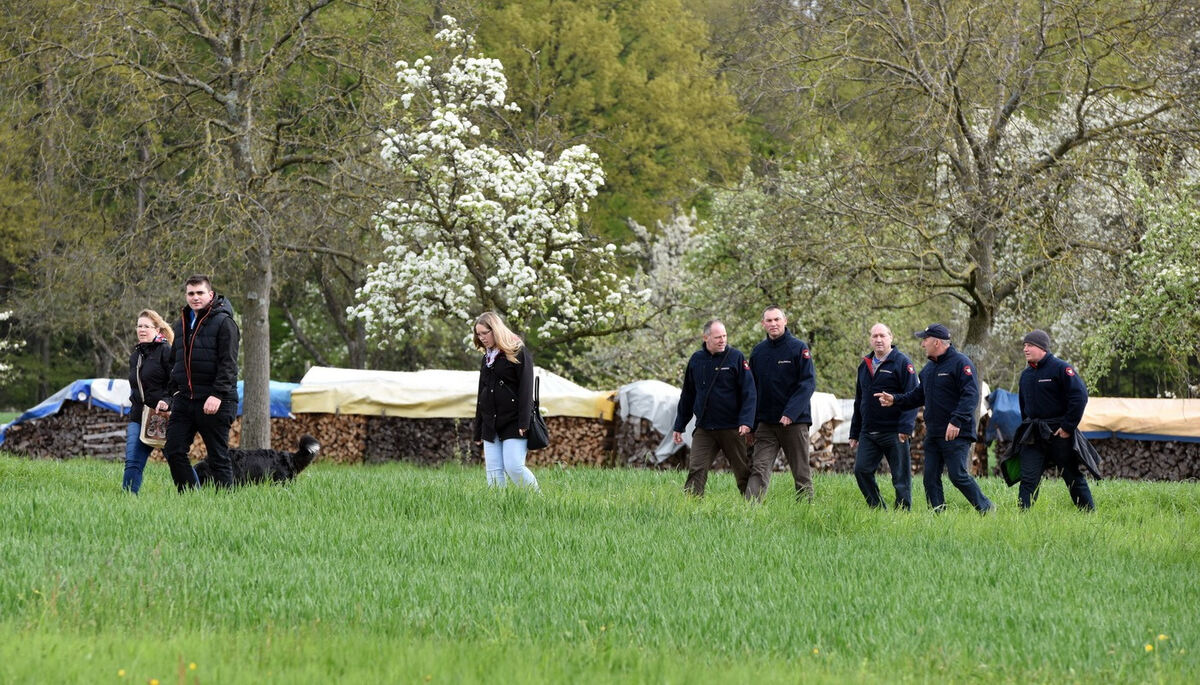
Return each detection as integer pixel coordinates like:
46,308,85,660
123,309,174,493
472,311,539,489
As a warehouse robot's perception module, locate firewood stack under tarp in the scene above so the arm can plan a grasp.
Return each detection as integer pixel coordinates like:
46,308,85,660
3,401,129,460
7,401,1199,481
992,438,1200,481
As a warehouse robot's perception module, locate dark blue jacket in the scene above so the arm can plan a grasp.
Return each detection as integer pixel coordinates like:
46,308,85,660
749,329,816,426
891,345,979,441
1018,353,1088,433
673,345,756,432
849,346,918,439
168,295,239,403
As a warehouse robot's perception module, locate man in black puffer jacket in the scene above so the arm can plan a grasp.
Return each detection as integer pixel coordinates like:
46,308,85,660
156,274,240,491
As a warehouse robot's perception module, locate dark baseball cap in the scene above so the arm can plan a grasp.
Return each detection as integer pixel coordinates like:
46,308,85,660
914,323,951,340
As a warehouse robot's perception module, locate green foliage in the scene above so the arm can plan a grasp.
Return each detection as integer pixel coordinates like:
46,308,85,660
1,457,1198,682
472,0,749,235
1083,172,1200,394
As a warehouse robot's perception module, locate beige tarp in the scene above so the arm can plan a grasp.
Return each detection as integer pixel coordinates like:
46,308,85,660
1078,397,1200,439
290,366,615,420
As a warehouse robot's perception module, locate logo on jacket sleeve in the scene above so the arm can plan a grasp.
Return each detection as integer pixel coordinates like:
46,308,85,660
963,366,973,376
907,363,914,374
1066,367,1075,376
802,348,811,359
743,359,750,370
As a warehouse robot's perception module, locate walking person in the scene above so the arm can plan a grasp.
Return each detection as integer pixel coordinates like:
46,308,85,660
1001,330,1099,510
155,275,240,491
122,309,174,493
849,323,918,509
672,319,756,497
472,312,539,489
748,306,816,501
876,324,993,513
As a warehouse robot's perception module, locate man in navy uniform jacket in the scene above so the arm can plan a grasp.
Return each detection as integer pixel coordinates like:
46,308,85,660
849,323,918,509
1008,329,1098,510
877,323,993,513
748,305,816,501
673,319,757,497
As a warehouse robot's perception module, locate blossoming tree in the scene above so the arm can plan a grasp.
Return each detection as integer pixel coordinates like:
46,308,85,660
352,17,645,346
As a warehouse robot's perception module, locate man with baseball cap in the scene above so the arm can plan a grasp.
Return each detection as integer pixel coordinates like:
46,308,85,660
999,329,1099,510
876,323,993,513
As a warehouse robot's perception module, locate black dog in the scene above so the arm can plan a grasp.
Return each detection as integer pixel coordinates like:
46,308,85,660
194,435,320,487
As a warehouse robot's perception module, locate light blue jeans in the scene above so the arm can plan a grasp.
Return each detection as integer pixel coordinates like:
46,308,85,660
482,438,539,489
122,422,153,494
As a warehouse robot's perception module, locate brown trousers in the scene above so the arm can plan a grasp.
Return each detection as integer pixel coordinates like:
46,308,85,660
751,422,813,499
684,427,750,497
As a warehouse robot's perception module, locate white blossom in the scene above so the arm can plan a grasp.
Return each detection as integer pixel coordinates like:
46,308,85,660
351,17,644,345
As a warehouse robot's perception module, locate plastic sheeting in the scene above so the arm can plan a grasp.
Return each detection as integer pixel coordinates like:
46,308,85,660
289,366,615,420
615,379,844,464
0,378,298,446
984,388,1200,443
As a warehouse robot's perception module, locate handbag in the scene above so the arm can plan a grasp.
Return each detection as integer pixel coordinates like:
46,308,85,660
135,353,168,449
139,406,168,448
526,376,550,450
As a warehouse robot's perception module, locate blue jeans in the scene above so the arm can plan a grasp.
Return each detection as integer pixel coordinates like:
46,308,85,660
122,422,153,494
854,432,912,509
482,438,539,489
923,437,992,512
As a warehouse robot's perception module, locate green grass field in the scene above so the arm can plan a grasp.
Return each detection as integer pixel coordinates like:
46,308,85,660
0,456,1195,684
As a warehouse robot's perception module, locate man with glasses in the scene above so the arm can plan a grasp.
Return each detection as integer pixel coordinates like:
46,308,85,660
156,274,240,490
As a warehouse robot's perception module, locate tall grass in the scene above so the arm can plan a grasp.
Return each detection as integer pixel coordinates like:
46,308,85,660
1,455,1196,683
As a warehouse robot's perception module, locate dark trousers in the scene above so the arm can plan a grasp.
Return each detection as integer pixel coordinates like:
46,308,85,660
923,437,992,512
685,428,750,497
163,397,236,491
751,422,812,500
854,432,912,509
1018,435,1095,510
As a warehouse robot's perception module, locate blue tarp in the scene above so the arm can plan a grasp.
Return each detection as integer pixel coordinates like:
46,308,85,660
986,388,1023,442
0,378,298,446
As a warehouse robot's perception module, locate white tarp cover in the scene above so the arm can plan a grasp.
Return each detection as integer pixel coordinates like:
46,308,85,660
616,379,844,463
1078,397,1200,441
290,366,615,420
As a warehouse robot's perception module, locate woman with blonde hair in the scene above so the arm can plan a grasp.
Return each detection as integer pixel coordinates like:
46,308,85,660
472,312,540,489
123,309,174,493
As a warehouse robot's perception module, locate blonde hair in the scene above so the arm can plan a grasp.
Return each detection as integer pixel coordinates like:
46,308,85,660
472,311,524,364
138,309,174,345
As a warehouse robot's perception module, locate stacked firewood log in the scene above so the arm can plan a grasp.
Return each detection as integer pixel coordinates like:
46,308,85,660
3,402,129,460
6,401,1199,481
993,438,1200,481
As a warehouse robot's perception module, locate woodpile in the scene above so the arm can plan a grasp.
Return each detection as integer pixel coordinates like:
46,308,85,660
363,416,475,465
994,438,1200,481
3,401,129,460
6,401,1199,481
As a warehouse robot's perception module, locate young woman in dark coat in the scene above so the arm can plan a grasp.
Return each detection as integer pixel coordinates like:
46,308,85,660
123,309,174,493
472,311,540,489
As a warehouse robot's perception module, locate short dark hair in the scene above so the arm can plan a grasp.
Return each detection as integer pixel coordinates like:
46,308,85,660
762,305,786,320
185,274,213,291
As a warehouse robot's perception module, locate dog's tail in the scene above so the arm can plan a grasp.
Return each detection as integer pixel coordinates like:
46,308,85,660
294,435,321,471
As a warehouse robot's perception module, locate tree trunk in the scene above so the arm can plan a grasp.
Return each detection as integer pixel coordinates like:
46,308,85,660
240,233,272,450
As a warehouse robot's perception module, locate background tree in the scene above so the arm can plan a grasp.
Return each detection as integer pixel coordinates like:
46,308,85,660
1083,169,1200,395
807,0,1197,363
351,17,648,353
467,0,749,235
0,1,428,441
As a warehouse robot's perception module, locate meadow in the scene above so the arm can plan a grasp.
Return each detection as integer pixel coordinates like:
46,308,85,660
0,455,1196,684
